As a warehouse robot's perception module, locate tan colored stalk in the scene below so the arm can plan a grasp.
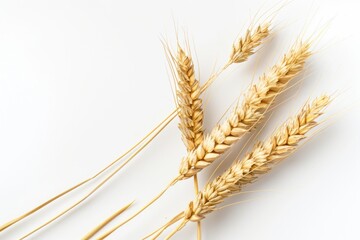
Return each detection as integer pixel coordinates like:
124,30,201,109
82,202,133,240
0,112,174,232
171,44,204,239
18,22,271,240
147,95,331,239
94,38,310,240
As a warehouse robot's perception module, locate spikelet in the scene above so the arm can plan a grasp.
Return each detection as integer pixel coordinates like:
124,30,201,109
179,40,312,180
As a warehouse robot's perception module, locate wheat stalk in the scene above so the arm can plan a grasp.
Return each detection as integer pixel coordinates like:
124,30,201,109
147,95,330,239
16,22,271,240
82,201,133,240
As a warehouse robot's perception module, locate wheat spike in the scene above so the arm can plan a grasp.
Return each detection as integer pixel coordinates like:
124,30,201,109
179,40,312,180
229,22,271,64
202,22,271,90
146,95,330,239
175,46,204,150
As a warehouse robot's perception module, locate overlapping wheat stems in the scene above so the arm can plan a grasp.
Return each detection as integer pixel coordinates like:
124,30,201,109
171,44,204,239
17,22,271,240
82,202,134,240
178,39,311,180
93,38,310,240
147,95,330,240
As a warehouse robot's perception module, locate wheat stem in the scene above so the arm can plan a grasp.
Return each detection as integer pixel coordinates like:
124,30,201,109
164,220,188,240
0,110,175,232
142,212,184,240
82,201,133,240
18,113,175,239
193,175,201,240
95,177,179,240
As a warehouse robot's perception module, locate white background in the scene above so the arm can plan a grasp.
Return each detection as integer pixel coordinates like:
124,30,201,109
0,0,359,239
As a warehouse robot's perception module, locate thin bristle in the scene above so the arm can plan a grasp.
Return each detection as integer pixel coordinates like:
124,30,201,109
179,39,312,180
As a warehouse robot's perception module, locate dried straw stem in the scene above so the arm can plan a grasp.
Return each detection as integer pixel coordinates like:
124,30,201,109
18,117,175,240
148,95,330,239
0,110,175,232
82,202,133,240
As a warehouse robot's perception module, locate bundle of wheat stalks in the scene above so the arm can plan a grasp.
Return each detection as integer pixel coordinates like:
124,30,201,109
0,11,332,240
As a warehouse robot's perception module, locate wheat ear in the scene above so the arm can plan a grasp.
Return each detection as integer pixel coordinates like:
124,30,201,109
85,22,271,240
0,99,176,232
172,46,204,151
147,95,330,239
